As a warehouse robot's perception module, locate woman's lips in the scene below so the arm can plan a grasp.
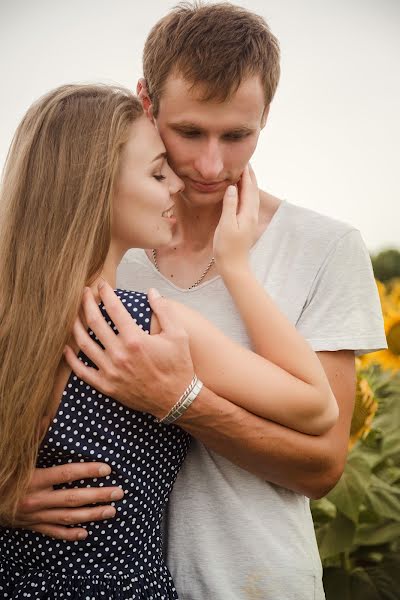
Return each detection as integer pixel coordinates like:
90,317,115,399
188,179,226,193
161,204,176,224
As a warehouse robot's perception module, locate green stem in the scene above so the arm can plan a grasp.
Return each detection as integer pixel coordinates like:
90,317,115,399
340,551,352,572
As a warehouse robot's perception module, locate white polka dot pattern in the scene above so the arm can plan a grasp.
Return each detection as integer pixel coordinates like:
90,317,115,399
0,290,190,599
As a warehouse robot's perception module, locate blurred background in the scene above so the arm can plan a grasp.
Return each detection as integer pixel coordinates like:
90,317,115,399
0,0,399,252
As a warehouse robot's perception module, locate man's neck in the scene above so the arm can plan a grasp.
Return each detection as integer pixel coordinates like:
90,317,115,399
146,188,282,290
170,192,223,252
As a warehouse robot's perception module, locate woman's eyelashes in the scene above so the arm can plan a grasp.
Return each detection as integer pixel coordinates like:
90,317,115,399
153,174,166,182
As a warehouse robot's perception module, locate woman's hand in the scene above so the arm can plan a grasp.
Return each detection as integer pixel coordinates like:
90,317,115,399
213,164,260,276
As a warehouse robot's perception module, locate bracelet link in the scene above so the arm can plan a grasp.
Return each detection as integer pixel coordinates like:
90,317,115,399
157,375,203,425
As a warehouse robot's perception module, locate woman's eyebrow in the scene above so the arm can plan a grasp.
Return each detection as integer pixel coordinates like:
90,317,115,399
152,151,167,163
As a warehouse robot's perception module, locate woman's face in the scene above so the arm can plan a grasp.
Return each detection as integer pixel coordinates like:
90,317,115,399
112,116,183,253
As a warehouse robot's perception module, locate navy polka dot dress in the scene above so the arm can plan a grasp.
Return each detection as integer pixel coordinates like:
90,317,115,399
0,290,191,599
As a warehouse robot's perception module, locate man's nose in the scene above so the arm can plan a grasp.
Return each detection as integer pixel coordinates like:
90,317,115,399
193,140,224,181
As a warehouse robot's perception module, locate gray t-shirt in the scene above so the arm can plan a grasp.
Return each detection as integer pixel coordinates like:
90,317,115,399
117,200,386,600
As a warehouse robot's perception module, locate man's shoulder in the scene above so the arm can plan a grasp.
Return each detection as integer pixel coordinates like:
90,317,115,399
120,248,146,265
283,200,355,238
261,192,357,253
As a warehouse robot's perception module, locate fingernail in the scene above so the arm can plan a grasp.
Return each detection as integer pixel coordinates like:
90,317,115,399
77,530,88,540
98,465,111,477
102,507,116,519
111,489,124,500
150,288,161,299
227,185,237,196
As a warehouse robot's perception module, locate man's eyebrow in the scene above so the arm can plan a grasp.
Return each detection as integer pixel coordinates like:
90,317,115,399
152,151,167,163
170,122,254,135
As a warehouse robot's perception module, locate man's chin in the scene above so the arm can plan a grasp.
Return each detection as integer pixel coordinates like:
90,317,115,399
180,187,226,207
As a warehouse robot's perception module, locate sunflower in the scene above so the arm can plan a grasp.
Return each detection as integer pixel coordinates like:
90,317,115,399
387,277,400,307
349,374,378,450
359,279,400,372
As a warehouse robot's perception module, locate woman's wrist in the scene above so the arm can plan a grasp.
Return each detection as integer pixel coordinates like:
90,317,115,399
218,259,252,284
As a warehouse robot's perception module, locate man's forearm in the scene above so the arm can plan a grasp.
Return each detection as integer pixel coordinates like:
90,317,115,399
177,386,340,499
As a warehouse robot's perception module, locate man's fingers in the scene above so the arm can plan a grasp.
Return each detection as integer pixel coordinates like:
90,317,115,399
27,463,113,491
147,292,180,335
18,484,124,514
71,317,107,369
26,523,89,541
63,345,102,390
24,504,118,527
82,287,119,348
97,281,147,343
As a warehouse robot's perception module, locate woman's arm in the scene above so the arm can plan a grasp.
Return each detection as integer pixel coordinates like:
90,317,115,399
150,167,337,435
150,294,337,436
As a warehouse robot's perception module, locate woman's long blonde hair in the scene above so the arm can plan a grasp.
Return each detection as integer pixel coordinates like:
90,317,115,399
0,84,143,522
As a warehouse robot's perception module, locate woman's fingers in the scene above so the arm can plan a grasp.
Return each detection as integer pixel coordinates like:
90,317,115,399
237,164,260,221
220,185,239,226
248,162,258,186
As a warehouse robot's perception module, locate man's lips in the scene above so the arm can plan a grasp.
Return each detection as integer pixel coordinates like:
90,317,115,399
187,178,226,193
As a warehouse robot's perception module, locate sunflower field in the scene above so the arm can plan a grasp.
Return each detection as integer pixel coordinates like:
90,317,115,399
311,249,400,600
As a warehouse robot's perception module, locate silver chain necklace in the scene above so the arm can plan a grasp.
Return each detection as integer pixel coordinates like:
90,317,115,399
151,249,215,290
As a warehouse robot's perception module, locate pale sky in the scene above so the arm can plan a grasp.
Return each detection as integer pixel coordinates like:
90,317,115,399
0,0,399,252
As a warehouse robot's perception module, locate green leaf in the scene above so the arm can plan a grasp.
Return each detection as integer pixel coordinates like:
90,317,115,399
373,464,400,485
326,455,372,523
317,512,356,560
310,497,336,526
354,521,400,546
356,553,400,600
364,475,400,523
375,553,400,599
350,568,380,600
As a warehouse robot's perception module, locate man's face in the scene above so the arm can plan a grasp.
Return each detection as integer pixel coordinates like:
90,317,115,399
154,73,267,207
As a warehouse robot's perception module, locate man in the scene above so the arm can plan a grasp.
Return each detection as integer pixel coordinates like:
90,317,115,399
12,3,386,599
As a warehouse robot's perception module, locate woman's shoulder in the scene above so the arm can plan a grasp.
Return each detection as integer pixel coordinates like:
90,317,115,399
101,288,152,332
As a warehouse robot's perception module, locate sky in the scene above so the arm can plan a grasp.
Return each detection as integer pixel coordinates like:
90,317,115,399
0,0,399,253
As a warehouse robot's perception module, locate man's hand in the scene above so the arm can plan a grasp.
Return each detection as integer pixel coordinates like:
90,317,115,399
10,463,124,541
64,282,194,419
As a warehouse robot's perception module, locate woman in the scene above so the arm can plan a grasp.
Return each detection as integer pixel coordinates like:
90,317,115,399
0,84,337,599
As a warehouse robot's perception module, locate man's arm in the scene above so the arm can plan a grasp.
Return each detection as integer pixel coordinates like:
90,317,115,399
175,350,355,498
65,286,354,498
10,297,354,538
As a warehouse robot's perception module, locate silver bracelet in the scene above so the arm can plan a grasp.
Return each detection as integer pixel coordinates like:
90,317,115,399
158,375,203,425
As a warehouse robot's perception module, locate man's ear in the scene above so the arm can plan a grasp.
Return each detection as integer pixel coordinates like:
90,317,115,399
136,78,154,121
261,105,270,129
